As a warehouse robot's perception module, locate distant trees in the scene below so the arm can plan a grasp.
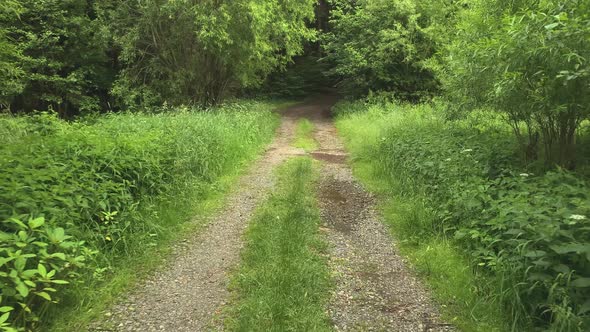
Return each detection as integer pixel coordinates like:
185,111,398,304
322,0,438,100
103,0,316,108
0,0,317,116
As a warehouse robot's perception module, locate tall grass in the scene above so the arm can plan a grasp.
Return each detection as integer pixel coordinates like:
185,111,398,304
225,157,331,331
335,100,590,332
0,101,280,331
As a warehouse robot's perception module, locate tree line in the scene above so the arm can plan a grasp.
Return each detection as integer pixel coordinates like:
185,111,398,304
0,0,316,117
2,0,589,167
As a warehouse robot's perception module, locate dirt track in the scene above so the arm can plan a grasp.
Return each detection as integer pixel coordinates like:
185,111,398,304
89,96,451,331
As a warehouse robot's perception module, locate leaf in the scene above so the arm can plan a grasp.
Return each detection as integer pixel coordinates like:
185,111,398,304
50,279,69,285
14,257,26,271
38,263,47,278
15,282,29,297
524,250,546,258
36,292,51,301
28,217,45,229
0,307,13,313
571,278,590,288
0,312,9,324
544,23,559,30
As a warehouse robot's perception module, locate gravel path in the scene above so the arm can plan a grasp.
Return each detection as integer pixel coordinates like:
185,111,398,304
309,99,455,332
89,95,453,332
89,101,311,332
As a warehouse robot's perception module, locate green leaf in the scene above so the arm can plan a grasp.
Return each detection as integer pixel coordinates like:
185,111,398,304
0,307,13,313
15,282,29,297
36,292,51,301
0,312,10,324
38,263,47,278
571,278,590,288
544,23,559,30
28,217,45,229
50,279,69,285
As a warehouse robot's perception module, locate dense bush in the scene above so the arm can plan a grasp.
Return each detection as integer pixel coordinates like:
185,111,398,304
336,100,590,331
0,0,317,115
0,101,279,330
322,0,438,100
434,0,590,168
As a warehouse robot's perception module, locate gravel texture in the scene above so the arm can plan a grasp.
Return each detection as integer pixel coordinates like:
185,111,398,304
89,101,310,332
310,97,455,332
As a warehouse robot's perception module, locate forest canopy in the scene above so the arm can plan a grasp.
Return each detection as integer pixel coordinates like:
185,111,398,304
0,0,316,116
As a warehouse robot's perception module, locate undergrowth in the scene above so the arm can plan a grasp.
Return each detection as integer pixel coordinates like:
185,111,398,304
335,100,590,332
225,157,331,331
0,101,281,331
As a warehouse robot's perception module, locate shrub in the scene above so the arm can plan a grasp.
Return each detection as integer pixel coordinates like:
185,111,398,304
336,100,590,331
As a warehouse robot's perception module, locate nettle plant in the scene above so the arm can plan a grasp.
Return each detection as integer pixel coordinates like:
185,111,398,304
0,217,91,330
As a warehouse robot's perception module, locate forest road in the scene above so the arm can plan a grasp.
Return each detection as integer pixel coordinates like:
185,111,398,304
89,95,452,332
310,96,454,331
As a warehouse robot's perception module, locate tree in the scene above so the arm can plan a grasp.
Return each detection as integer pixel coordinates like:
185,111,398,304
0,1,24,108
322,0,439,100
4,0,112,117
103,0,317,108
438,0,590,168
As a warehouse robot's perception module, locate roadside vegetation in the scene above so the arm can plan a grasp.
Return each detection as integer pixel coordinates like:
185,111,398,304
0,101,280,331
225,157,331,331
335,100,590,331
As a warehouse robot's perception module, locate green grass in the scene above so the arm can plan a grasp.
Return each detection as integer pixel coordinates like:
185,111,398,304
47,165,251,331
0,100,283,331
225,157,332,332
293,118,318,151
335,104,508,332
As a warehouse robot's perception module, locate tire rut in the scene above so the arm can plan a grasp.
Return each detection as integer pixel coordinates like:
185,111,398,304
310,99,454,332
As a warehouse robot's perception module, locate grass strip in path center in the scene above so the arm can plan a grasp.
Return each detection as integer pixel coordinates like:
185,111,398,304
225,157,332,332
293,118,319,151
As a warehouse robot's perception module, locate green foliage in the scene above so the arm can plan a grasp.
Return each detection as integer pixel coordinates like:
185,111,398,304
0,101,279,330
0,217,91,329
2,0,112,116
336,100,590,331
323,0,438,100
436,0,590,168
258,55,333,98
226,157,331,331
1,0,316,115
103,0,317,108
0,1,24,108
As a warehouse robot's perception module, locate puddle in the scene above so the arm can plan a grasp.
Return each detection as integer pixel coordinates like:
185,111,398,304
311,152,347,164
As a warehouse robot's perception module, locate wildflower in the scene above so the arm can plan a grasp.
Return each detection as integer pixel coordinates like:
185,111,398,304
569,214,587,220
519,173,529,177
